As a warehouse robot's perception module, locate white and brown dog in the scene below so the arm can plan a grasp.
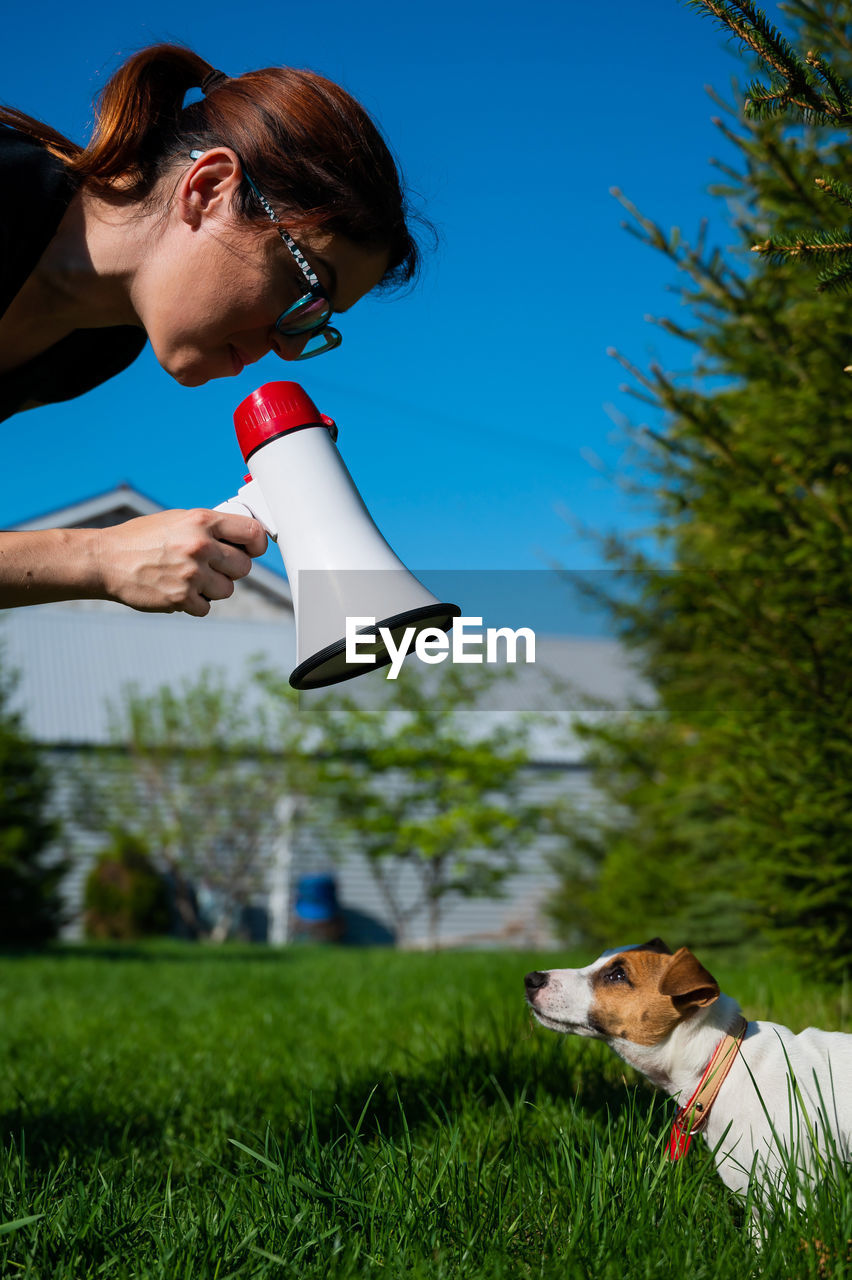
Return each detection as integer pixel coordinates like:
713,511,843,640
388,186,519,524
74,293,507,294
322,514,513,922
524,939,852,1203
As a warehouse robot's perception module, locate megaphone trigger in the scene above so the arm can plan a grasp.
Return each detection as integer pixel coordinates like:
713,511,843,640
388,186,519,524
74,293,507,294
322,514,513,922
215,480,278,542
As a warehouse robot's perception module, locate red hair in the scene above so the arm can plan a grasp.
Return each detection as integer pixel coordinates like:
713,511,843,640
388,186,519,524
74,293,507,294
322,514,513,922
0,44,426,289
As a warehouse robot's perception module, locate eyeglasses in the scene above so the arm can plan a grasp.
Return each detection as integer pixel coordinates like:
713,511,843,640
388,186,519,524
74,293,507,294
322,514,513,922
189,150,342,360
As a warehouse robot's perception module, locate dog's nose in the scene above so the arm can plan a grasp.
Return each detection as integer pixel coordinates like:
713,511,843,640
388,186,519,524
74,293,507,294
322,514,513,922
524,970,549,994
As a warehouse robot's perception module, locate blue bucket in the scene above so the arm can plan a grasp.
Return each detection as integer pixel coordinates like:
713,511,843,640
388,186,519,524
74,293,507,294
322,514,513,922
294,874,339,923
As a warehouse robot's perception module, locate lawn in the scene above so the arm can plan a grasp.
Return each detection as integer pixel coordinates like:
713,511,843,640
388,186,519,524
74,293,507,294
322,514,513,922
1,944,851,1278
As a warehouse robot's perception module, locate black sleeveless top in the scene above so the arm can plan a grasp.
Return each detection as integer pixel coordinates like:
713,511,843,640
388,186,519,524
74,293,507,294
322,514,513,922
0,128,147,421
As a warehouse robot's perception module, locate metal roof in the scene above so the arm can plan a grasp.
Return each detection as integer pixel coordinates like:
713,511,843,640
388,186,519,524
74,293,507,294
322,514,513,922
2,605,296,745
11,483,166,529
1,607,649,763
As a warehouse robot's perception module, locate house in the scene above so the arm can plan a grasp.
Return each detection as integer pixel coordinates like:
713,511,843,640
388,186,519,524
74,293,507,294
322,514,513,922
3,486,649,948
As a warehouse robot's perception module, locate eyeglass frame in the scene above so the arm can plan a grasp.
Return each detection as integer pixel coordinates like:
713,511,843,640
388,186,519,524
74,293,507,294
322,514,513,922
189,149,342,360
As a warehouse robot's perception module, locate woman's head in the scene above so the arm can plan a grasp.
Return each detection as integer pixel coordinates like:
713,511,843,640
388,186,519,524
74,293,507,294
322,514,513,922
126,143,393,384
2,44,427,382
22,43,422,291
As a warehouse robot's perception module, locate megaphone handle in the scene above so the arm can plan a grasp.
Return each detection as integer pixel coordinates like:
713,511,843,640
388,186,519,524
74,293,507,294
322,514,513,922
214,478,279,541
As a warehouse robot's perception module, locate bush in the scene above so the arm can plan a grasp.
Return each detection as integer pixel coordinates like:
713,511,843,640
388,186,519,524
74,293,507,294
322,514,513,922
0,660,64,947
84,832,170,940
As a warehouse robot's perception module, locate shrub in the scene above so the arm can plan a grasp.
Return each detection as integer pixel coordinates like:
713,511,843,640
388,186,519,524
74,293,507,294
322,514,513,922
84,832,170,940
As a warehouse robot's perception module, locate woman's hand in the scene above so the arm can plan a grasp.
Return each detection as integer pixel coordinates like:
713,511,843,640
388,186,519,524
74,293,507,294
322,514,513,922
96,509,269,616
0,509,268,613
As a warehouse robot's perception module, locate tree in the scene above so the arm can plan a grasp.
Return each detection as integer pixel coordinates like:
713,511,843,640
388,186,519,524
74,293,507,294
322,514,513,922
548,0,852,974
0,658,65,945
74,667,315,941
258,665,564,948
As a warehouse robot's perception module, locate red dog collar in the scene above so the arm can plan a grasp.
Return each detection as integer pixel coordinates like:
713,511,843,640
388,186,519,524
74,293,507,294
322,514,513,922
669,1015,749,1161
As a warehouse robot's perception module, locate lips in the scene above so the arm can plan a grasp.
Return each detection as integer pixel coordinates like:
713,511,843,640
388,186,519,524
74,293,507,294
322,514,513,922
530,1008,593,1034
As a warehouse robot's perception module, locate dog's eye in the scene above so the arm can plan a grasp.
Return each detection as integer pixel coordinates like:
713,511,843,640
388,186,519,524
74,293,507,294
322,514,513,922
604,965,627,983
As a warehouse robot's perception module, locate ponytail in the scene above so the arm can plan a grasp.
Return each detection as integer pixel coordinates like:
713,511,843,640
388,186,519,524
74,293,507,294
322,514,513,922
1,46,212,184
74,45,212,187
1,43,424,289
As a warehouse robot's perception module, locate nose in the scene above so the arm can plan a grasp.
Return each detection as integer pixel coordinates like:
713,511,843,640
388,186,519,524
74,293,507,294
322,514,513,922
524,971,549,997
269,331,311,362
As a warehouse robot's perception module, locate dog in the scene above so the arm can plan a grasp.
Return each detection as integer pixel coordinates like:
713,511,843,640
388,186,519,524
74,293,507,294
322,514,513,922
524,939,852,1205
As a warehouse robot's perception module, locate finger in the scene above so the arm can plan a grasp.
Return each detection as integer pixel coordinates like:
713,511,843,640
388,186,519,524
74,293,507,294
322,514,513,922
182,592,212,618
209,544,253,582
210,512,268,557
196,570,237,603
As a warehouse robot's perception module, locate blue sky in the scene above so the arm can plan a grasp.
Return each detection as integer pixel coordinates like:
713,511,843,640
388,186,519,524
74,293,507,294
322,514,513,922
1,0,767,585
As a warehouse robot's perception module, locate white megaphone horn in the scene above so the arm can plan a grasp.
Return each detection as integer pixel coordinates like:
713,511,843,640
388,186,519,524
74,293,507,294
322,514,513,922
216,381,461,690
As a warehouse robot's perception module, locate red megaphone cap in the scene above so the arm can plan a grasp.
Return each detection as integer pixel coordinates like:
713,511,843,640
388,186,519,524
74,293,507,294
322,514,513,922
234,381,334,462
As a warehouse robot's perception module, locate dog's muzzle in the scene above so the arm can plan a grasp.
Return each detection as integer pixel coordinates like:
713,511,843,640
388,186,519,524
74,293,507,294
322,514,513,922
524,971,549,1001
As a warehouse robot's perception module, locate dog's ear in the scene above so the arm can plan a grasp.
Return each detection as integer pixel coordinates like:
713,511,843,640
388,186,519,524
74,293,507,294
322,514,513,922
640,937,672,955
658,947,720,1008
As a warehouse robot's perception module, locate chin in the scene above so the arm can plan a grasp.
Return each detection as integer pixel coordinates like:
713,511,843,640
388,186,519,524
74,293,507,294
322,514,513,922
163,359,212,388
155,343,217,388
169,357,242,387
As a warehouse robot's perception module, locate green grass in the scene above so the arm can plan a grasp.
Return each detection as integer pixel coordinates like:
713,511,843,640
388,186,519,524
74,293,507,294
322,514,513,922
1,944,851,1278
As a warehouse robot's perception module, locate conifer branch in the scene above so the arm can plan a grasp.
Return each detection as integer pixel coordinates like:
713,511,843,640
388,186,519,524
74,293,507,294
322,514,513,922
618,386,664,409
752,233,852,262
638,423,695,460
814,176,852,211
772,456,852,534
613,187,746,304
816,262,852,293
710,157,746,184
690,1,852,122
690,0,804,84
710,114,749,152
607,347,661,396
806,49,852,114
644,315,701,345
762,138,826,208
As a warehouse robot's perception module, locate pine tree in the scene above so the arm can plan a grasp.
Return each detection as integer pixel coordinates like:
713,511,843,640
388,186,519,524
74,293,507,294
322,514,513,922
549,0,852,974
0,659,64,945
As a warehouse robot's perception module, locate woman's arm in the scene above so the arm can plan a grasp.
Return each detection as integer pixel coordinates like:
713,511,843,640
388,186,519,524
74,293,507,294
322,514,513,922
0,508,268,616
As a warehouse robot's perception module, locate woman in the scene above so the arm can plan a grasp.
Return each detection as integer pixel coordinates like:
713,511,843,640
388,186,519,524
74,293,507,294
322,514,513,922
0,44,421,616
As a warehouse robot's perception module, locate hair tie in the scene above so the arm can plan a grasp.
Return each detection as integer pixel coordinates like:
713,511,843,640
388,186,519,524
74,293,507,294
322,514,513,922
201,69,229,95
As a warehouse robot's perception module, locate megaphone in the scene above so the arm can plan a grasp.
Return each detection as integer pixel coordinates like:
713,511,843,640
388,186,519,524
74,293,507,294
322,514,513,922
217,381,461,690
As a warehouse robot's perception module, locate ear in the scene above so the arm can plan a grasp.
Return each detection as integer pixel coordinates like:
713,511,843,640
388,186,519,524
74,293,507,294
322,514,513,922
179,148,244,226
640,937,672,955
658,947,719,1008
